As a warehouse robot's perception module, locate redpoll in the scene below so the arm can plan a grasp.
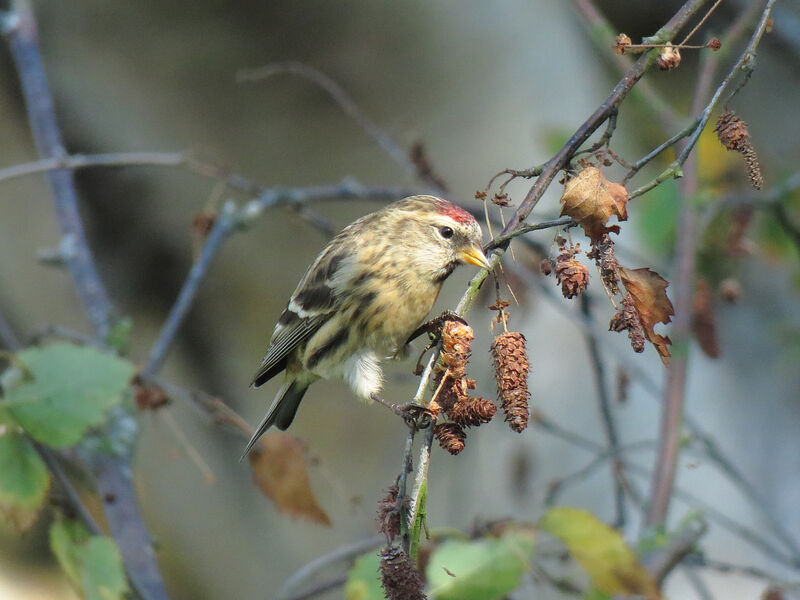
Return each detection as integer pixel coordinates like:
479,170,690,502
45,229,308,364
242,195,490,456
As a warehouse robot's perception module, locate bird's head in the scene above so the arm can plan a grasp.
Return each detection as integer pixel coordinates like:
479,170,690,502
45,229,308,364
376,195,491,283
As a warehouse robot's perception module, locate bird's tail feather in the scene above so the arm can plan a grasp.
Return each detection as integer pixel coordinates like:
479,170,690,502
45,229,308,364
240,381,309,460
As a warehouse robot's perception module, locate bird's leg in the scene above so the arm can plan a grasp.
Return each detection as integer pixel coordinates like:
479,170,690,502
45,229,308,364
370,393,434,431
405,311,467,345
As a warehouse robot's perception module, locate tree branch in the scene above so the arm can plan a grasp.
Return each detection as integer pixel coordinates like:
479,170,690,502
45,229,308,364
3,0,113,340
503,0,712,236
3,3,167,597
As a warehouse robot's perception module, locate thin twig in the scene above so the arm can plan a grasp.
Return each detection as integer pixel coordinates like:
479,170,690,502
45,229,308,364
568,0,682,133
530,244,800,562
579,294,627,528
679,0,724,45
686,555,800,586
622,118,700,184
36,445,102,536
285,575,348,600
484,216,575,252
628,0,779,202
534,414,800,569
142,202,237,377
0,151,185,185
280,535,383,600
544,440,654,507
236,61,417,179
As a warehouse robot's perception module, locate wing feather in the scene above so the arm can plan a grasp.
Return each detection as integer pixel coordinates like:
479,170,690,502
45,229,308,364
250,314,323,387
251,240,354,387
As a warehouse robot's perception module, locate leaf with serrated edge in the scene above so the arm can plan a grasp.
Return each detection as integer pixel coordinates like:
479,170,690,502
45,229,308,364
619,268,675,364
540,507,659,599
250,432,331,526
2,343,135,447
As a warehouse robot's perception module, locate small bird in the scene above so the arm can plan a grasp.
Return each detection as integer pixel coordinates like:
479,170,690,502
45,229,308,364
242,195,490,457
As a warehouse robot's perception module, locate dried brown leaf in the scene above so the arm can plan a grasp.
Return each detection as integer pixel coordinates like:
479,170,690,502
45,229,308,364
249,432,331,526
619,267,675,364
559,167,628,242
692,278,720,358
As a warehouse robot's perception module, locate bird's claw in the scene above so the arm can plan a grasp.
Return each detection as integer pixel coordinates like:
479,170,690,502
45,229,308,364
406,311,467,346
396,403,435,431
371,393,434,431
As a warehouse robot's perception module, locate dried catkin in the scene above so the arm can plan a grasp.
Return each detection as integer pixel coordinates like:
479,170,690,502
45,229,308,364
555,242,589,299
376,485,401,539
490,332,530,432
715,111,763,190
448,397,497,427
438,320,473,379
434,422,466,455
379,546,427,600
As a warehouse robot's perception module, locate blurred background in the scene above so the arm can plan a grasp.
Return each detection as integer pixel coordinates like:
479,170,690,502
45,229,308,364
1,0,799,598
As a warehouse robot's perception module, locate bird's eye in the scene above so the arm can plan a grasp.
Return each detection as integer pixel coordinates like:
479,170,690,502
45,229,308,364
438,226,454,239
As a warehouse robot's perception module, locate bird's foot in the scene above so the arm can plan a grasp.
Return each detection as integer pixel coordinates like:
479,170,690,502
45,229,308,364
406,311,467,346
370,393,434,431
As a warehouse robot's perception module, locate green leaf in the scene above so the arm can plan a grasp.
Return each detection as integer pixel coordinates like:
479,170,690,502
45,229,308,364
345,551,383,600
539,507,659,599
2,343,135,447
50,517,129,600
0,427,50,531
427,530,535,600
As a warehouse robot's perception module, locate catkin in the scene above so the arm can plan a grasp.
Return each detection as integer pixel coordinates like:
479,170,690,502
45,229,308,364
490,332,530,432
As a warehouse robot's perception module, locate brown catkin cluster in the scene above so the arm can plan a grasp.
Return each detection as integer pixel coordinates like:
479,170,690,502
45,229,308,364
609,293,645,353
432,321,497,454
376,485,401,539
490,332,530,433
554,241,589,299
715,111,763,190
434,422,466,455
379,546,427,600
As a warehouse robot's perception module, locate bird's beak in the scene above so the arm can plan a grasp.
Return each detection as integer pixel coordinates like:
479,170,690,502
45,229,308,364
460,245,491,270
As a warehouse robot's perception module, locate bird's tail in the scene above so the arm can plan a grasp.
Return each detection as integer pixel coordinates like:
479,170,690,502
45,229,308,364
240,381,309,460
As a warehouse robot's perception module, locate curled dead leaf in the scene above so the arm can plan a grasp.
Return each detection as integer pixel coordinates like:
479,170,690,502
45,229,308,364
692,278,720,358
619,267,675,365
249,432,331,526
560,167,628,242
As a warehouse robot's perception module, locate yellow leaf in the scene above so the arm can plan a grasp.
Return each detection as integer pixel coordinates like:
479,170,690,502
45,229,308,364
539,507,660,599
